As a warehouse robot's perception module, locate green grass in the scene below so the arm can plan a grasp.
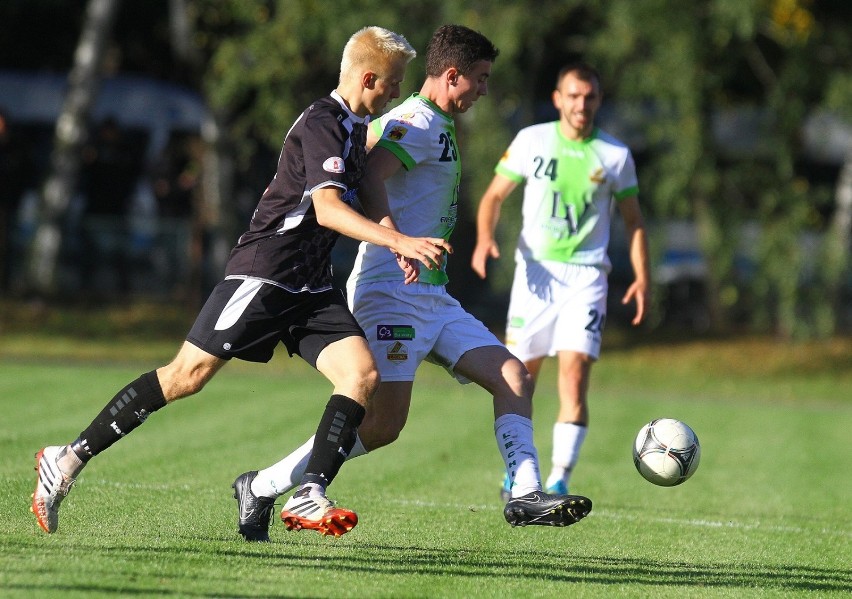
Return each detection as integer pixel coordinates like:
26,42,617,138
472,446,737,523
1,335,850,598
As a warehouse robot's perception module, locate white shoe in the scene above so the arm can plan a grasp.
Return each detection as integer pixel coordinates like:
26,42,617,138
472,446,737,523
31,446,76,533
280,491,358,537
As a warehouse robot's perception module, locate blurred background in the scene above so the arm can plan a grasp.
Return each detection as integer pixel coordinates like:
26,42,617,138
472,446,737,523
0,0,850,340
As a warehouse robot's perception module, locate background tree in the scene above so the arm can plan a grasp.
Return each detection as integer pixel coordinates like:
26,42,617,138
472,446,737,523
3,0,848,335
585,0,850,337
26,0,121,295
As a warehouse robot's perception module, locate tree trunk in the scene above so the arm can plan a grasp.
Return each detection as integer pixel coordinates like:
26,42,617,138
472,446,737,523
26,0,121,295
168,0,235,305
827,153,852,331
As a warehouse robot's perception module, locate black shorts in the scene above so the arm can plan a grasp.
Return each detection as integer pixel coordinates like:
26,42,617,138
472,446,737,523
186,277,365,367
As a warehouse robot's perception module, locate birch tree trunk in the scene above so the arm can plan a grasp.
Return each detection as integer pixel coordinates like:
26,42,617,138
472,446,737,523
826,153,852,331
27,0,120,295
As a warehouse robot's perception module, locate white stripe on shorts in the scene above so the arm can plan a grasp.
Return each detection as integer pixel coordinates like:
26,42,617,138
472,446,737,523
215,278,264,330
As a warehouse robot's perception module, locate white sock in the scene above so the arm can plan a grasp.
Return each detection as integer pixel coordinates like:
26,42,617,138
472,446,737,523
57,446,85,478
545,422,587,490
251,434,369,499
494,414,542,497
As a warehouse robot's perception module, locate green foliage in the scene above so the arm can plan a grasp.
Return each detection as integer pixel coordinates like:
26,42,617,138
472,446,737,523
183,0,850,336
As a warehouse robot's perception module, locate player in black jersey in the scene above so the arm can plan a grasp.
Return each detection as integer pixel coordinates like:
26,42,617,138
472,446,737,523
31,26,450,541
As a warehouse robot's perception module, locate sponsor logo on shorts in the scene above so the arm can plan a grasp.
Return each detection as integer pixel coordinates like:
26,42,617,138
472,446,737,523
322,156,345,173
377,325,415,340
508,316,525,328
386,341,408,362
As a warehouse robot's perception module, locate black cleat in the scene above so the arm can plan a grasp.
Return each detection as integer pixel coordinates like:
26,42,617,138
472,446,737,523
232,471,275,542
503,491,592,527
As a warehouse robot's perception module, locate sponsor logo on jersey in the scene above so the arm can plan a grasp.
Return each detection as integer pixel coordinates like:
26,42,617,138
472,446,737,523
590,168,606,184
508,316,525,328
377,325,415,340
323,156,345,173
387,125,408,141
386,341,408,362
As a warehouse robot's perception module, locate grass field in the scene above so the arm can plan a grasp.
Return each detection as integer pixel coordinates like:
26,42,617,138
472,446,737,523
1,331,850,598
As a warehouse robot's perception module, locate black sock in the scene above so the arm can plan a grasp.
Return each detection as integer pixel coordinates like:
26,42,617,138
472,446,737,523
71,370,167,460
301,394,366,489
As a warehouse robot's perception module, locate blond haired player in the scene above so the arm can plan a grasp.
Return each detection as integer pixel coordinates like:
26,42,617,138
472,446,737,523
32,26,447,541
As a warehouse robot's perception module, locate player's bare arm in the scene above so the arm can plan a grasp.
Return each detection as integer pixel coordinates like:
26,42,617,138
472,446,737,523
617,195,651,326
312,187,450,271
358,146,453,272
472,174,517,279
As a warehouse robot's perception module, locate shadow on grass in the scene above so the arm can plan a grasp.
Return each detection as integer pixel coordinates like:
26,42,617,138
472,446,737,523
5,538,850,596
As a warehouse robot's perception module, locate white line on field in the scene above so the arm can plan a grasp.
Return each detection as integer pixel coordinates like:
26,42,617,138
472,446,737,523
390,498,850,538
82,480,849,538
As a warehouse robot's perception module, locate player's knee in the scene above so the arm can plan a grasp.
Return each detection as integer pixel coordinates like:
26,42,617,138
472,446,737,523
360,424,401,450
363,366,381,396
342,363,380,400
506,357,535,399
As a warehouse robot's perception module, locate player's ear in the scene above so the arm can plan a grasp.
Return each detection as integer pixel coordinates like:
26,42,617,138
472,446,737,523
446,67,459,86
551,89,561,110
362,71,377,89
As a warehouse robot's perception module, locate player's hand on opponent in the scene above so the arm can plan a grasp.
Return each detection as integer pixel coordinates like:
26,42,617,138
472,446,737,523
392,237,451,283
471,239,500,279
395,253,419,284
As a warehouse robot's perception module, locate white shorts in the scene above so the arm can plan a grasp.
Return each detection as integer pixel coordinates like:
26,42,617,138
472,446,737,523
348,281,502,383
505,259,608,361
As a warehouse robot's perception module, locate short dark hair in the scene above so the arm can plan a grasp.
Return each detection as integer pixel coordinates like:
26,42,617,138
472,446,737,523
425,25,499,78
556,61,601,89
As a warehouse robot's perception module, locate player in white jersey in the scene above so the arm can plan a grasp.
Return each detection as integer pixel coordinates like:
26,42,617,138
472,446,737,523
245,26,592,535
472,62,650,498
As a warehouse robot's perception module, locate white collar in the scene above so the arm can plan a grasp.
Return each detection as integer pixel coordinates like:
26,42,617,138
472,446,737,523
330,90,369,124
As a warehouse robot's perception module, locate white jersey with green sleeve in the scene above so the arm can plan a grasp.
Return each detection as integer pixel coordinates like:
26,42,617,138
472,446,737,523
496,122,638,272
349,94,460,287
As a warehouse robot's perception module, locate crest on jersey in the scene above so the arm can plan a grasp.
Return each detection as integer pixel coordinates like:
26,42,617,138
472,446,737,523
590,168,606,184
323,157,345,173
387,125,408,141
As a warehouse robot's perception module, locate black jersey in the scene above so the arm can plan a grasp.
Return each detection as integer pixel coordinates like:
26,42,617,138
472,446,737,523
225,91,368,292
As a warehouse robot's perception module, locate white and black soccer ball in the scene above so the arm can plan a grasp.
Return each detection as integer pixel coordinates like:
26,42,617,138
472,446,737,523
633,418,701,486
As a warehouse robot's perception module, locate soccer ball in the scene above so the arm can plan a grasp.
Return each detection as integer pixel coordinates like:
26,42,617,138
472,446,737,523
633,418,701,486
